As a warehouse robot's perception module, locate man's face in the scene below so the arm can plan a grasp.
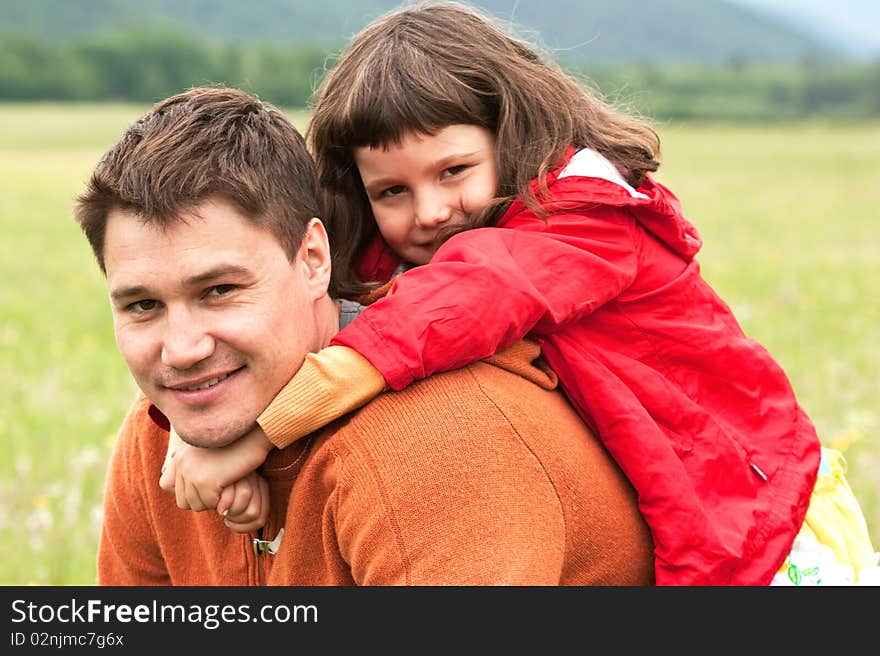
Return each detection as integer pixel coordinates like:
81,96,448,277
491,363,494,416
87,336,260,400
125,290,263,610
104,199,326,448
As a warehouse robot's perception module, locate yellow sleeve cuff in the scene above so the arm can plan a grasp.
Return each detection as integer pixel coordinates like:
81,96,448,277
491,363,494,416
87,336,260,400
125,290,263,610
257,345,386,449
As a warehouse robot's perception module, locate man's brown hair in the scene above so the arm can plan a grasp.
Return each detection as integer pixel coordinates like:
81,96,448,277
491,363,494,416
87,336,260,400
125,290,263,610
74,86,322,275
307,1,661,297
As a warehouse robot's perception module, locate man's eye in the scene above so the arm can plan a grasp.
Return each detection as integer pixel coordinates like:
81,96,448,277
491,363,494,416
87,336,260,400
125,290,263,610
380,185,407,198
126,300,158,313
207,284,237,297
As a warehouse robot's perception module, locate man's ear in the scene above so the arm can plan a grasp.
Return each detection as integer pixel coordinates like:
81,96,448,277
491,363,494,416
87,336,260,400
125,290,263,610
300,218,332,299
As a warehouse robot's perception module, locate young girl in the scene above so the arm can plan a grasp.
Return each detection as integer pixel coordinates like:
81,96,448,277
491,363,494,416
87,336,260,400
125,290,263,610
161,1,874,585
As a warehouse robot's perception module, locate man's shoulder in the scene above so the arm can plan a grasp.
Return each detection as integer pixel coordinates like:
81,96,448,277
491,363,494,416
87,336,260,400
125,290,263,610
313,345,575,518
325,340,591,466
305,340,653,585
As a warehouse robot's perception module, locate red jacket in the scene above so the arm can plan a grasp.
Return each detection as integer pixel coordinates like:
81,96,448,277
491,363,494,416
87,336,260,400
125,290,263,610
330,148,821,585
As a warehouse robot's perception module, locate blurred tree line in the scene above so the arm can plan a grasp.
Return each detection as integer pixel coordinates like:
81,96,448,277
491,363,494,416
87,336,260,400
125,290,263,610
1,26,878,121
584,60,880,121
0,27,326,107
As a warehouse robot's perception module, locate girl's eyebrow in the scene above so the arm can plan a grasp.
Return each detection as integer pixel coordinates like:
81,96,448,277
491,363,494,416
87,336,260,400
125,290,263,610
362,176,396,194
362,150,482,193
432,150,481,168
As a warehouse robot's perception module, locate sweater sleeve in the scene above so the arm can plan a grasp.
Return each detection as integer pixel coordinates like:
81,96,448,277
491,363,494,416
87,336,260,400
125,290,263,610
331,207,640,390
258,345,385,448
97,396,172,585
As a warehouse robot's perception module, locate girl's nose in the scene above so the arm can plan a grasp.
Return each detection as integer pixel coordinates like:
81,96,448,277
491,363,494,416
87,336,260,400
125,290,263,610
413,191,453,228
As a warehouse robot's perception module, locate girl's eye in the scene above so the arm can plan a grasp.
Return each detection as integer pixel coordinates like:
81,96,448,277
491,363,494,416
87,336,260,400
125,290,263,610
442,165,468,178
380,185,407,198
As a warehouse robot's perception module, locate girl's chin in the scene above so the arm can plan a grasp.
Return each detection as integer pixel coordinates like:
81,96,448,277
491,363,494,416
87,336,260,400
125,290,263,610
406,246,436,265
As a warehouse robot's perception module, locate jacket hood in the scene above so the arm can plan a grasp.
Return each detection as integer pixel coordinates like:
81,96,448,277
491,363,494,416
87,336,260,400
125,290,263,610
626,175,702,260
500,146,703,261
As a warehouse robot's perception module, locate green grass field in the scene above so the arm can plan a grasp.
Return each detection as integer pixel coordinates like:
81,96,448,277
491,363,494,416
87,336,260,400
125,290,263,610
1,103,877,585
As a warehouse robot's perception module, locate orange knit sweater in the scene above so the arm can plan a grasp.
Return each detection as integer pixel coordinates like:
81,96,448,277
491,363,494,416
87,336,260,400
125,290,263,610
98,341,654,585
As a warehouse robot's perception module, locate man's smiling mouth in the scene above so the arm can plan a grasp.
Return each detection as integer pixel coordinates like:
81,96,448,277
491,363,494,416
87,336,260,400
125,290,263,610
181,373,233,391
167,366,245,392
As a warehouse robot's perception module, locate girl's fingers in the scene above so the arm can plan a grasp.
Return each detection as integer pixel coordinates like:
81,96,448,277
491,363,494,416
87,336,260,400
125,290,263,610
185,480,207,512
257,475,270,526
226,479,255,517
159,455,176,493
225,474,270,531
217,485,235,516
174,470,189,510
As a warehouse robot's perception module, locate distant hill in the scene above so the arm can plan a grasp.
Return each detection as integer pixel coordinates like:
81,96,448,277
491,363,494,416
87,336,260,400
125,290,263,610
729,0,880,61
0,0,844,65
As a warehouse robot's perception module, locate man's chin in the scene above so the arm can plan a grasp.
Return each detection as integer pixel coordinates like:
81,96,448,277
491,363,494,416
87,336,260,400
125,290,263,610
172,418,254,449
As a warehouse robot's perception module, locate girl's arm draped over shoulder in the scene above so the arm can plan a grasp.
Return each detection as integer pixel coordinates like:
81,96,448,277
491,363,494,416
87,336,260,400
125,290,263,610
258,345,385,448
332,208,641,390
257,206,640,447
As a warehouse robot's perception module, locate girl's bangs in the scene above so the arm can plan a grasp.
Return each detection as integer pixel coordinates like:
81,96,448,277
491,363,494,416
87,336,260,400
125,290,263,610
336,59,488,150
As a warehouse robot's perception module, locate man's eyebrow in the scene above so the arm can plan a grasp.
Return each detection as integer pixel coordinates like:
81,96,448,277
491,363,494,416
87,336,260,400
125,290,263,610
109,265,253,303
109,285,149,304
182,265,253,287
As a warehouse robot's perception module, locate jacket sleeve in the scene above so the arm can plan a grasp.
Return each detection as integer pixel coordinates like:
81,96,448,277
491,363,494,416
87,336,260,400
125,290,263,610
97,396,172,586
331,206,640,390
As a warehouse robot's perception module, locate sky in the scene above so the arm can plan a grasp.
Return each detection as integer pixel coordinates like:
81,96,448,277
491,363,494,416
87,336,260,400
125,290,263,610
729,0,880,58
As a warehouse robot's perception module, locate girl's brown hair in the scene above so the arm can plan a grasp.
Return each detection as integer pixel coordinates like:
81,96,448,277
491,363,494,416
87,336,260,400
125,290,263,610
308,1,660,297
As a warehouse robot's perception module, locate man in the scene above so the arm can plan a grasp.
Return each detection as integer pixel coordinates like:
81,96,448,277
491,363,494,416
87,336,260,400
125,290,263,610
76,87,654,585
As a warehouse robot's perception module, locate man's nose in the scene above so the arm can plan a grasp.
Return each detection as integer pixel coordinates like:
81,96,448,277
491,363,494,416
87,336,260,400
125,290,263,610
160,307,215,370
413,189,453,229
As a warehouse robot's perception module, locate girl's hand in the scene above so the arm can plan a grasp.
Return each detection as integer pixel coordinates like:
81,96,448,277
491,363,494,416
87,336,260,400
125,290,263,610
217,471,271,534
161,426,185,485
158,425,274,511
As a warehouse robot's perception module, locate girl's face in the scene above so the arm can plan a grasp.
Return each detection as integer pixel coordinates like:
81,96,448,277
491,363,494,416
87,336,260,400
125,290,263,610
354,124,497,265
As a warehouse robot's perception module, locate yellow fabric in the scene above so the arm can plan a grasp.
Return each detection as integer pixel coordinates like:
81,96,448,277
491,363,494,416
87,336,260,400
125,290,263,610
258,345,385,449
803,448,876,574
774,447,878,585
